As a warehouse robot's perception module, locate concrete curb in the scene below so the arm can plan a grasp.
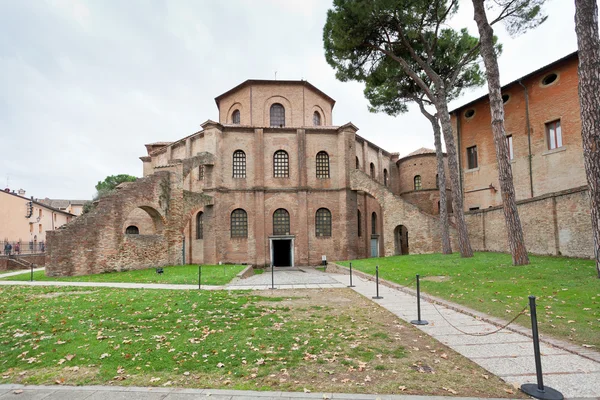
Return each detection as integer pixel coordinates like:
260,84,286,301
328,262,600,364
236,264,255,279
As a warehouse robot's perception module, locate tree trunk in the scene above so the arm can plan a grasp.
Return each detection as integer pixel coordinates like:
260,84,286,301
435,98,474,258
472,0,530,266
431,117,453,254
575,0,600,278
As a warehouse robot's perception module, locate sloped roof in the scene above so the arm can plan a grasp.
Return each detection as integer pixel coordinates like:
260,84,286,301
407,147,436,157
214,79,336,109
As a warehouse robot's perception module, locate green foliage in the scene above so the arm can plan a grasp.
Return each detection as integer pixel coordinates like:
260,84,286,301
95,174,137,200
488,0,548,37
340,252,599,348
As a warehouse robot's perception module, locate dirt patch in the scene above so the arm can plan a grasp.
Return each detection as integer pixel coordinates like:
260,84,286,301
422,275,450,282
252,288,524,398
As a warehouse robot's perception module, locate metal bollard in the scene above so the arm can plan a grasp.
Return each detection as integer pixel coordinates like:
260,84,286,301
30,264,34,282
198,265,202,290
520,296,563,400
270,263,276,290
411,274,428,325
372,265,383,299
348,262,355,288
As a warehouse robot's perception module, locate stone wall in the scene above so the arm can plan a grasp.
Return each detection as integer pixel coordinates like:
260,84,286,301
464,186,593,258
0,254,46,271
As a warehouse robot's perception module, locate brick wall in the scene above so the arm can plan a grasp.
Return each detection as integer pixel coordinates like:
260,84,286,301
464,186,593,258
0,254,45,271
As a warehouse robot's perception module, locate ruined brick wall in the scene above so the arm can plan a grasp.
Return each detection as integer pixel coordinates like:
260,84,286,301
0,254,46,271
46,171,179,276
464,186,593,258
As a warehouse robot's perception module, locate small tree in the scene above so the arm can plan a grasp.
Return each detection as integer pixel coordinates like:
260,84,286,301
575,0,600,278
82,174,138,214
364,53,485,254
324,0,489,257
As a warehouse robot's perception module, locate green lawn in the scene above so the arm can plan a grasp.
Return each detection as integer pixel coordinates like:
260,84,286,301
0,286,519,396
339,252,599,349
2,264,246,286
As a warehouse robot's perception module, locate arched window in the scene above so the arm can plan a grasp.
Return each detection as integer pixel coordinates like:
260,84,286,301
357,210,362,237
370,163,375,178
233,150,246,178
125,226,139,235
270,103,285,127
232,109,241,124
230,209,248,238
273,150,289,178
313,111,321,126
316,151,330,178
414,175,422,190
196,212,203,239
436,174,439,189
273,208,290,235
355,156,360,169
371,212,377,235
315,208,332,237
383,169,388,187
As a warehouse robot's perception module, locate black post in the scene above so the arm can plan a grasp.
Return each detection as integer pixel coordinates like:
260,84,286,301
372,265,383,299
198,265,201,290
30,264,34,282
270,263,276,290
411,274,428,325
348,262,355,288
521,296,563,400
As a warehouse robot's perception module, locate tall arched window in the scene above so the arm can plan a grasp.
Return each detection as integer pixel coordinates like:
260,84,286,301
355,156,360,169
316,151,330,178
315,208,332,237
273,150,289,178
370,163,375,178
126,226,139,235
313,111,321,126
230,209,248,238
371,212,377,235
233,150,246,178
232,109,240,124
270,103,285,127
196,211,204,239
357,210,362,237
383,169,388,187
414,175,422,190
273,208,290,235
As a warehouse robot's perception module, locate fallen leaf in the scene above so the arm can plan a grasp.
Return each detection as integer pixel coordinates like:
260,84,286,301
65,354,75,361
398,386,407,391
13,390,23,394
303,388,311,393
443,387,457,395
504,388,515,394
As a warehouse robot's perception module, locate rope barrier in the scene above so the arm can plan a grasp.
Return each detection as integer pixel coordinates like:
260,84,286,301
429,300,528,337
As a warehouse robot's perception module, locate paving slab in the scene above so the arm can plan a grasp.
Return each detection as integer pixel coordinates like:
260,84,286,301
42,390,95,400
327,272,600,399
0,389,57,399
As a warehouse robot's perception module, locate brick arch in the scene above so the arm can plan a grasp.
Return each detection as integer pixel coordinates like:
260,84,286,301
263,95,292,126
182,152,216,182
349,169,455,256
227,102,243,124
311,105,326,126
122,205,166,234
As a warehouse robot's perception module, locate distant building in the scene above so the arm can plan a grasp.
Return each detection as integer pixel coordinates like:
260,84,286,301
0,188,75,249
39,199,88,216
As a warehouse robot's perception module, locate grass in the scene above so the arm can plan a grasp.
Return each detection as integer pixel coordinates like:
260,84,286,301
339,252,600,349
1,264,246,286
0,286,521,397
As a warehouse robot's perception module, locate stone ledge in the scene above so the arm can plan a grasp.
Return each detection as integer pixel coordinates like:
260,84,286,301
327,262,600,364
237,265,255,280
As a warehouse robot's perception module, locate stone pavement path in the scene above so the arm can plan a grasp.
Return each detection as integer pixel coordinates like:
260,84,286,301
227,267,345,290
328,272,600,399
0,385,523,400
0,267,44,279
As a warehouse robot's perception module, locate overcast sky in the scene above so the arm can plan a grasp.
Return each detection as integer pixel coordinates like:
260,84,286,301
0,0,581,200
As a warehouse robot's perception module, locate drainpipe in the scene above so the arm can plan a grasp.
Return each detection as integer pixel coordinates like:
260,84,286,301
518,79,534,198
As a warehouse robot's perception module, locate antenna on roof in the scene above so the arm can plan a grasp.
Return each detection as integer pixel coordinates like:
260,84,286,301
274,71,277,80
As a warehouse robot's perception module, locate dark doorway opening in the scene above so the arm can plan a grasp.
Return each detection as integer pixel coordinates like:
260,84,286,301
273,239,292,266
394,225,409,255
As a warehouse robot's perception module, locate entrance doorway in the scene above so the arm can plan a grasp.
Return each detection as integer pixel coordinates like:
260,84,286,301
370,237,379,257
394,225,409,255
270,237,294,267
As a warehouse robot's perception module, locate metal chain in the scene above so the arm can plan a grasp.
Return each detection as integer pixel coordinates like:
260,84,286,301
429,300,528,337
